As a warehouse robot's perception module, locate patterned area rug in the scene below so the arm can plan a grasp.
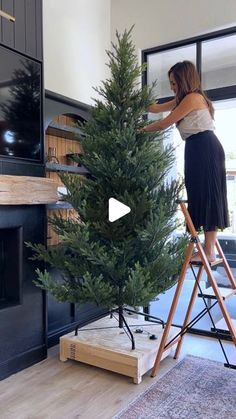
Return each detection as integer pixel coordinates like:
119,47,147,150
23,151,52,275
114,355,236,419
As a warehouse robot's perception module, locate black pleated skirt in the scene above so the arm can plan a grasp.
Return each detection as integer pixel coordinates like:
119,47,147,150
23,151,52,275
184,130,229,231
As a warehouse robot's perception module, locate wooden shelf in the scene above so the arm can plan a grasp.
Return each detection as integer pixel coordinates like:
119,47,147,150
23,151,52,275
46,162,89,175
47,201,73,210
47,122,85,140
0,175,58,205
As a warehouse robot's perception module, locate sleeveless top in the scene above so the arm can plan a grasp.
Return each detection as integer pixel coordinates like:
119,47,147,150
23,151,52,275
177,108,215,140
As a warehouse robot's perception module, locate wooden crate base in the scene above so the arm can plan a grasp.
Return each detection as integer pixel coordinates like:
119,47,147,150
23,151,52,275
60,315,178,383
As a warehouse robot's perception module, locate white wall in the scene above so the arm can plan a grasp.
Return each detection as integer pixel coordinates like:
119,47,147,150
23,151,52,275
43,0,110,105
111,0,236,50
43,0,236,105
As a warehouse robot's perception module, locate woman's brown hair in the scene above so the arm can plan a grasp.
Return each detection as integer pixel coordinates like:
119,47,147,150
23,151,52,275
168,61,214,118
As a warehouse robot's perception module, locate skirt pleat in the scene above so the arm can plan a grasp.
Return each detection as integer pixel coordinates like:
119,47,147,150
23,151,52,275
184,130,229,231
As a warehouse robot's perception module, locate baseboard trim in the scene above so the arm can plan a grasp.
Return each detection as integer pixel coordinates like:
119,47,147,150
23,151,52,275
48,310,107,348
0,344,47,380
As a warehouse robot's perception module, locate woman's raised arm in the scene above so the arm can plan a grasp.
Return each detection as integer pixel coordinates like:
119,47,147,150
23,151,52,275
148,98,176,113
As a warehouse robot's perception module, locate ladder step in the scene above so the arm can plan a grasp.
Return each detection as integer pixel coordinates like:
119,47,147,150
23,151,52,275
190,258,223,266
198,286,236,300
224,363,236,369
211,318,236,334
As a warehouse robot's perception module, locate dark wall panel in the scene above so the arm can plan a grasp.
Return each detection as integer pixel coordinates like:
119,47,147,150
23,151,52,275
0,205,47,380
35,0,42,59
14,0,26,52
2,0,14,47
0,1,2,41
0,160,44,176
25,0,36,57
0,0,42,60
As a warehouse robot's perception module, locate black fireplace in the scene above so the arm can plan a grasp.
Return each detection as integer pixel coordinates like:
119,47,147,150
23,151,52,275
0,205,46,380
0,227,23,309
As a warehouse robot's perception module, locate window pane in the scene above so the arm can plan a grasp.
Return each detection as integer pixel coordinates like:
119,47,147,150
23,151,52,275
147,44,196,99
202,35,236,90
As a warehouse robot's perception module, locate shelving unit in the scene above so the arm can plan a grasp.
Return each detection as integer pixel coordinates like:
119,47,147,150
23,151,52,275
45,114,86,246
46,202,73,210
46,121,85,140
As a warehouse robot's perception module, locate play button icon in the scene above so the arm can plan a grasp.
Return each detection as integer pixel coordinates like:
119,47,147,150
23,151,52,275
108,198,131,222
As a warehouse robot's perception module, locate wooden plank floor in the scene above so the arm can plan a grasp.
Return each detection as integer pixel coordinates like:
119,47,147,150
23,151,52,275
0,334,235,419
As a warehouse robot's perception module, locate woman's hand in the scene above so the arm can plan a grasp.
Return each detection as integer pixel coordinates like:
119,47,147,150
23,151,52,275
138,121,163,133
137,127,146,133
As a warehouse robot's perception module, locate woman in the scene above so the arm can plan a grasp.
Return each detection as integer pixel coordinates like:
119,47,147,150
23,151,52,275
142,60,229,263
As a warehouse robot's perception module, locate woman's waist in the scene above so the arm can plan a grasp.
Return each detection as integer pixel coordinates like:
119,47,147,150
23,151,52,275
184,131,224,152
185,129,217,140
185,130,216,141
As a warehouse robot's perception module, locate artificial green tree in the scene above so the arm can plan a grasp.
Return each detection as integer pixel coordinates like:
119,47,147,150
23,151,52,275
28,28,186,327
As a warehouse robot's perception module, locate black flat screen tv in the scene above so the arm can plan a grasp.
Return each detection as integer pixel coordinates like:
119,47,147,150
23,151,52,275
0,45,42,161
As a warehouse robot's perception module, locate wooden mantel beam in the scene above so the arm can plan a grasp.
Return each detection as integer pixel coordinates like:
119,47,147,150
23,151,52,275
0,175,58,205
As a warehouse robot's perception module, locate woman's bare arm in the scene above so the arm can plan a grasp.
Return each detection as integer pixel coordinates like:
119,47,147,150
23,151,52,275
148,98,176,113
144,93,206,132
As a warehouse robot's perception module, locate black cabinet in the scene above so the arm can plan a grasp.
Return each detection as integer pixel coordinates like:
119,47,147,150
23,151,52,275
0,206,47,380
0,0,45,380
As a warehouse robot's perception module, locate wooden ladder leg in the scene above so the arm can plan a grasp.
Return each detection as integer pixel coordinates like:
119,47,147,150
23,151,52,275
215,239,236,289
174,264,204,359
151,240,194,377
201,259,236,346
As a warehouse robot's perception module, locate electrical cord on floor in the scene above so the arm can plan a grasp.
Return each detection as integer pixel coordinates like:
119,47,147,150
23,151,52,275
134,328,158,340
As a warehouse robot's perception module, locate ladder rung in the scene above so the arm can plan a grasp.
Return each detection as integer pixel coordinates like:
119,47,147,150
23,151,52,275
224,363,236,369
164,336,181,350
190,258,223,267
198,286,236,300
211,318,236,334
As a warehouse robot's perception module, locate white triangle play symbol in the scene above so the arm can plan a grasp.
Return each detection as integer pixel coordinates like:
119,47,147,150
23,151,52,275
108,198,131,222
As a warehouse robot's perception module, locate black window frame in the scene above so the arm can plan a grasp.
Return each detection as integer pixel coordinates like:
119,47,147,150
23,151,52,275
142,26,236,103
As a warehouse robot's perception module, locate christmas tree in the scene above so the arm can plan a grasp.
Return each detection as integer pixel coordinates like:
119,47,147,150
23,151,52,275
28,28,186,325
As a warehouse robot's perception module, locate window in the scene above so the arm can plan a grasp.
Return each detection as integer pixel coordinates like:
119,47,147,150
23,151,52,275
143,27,236,102
202,34,236,90
147,44,196,99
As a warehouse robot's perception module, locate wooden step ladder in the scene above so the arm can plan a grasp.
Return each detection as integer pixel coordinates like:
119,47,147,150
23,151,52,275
151,200,236,377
